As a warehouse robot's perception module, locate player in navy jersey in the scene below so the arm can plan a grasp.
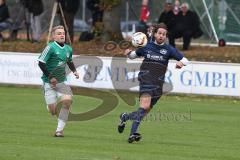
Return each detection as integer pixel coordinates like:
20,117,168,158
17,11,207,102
118,23,189,143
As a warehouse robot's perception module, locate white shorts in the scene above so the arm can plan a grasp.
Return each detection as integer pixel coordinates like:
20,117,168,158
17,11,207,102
42,82,73,105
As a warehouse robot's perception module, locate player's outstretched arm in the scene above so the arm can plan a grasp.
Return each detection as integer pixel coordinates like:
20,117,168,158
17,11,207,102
124,49,132,56
67,61,79,79
73,71,79,79
124,49,138,59
176,57,189,69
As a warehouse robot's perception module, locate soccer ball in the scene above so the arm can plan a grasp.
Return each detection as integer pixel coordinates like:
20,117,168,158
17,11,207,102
131,32,148,47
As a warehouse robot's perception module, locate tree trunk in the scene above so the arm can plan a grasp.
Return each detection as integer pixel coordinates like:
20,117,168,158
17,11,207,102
101,4,123,42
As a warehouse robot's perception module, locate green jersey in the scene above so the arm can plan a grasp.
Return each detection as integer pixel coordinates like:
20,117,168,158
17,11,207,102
38,41,73,83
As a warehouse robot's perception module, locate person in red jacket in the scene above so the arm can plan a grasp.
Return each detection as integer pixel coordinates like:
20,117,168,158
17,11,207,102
138,0,150,34
140,5,150,23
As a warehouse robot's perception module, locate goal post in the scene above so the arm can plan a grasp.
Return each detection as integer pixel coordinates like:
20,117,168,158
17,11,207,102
186,0,240,46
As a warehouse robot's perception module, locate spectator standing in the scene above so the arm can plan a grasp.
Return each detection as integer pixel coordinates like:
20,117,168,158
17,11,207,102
0,0,11,42
86,0,103,27
59,0,80,43
138,0,150,34
9,0,26,41
173,0,180,15
168,2,202,50
22,0,44,43
158,2,176,35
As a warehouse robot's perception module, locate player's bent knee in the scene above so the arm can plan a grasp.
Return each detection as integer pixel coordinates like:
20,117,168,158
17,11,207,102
140,94,151,109
60,95,72,107
62,95,72,100
61,99,72,106
141,102,151,110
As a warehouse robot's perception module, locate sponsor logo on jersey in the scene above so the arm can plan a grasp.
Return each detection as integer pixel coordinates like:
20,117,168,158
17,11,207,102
147,54,151,58
58,61,64,66
160,49,167,55
147,54,165,61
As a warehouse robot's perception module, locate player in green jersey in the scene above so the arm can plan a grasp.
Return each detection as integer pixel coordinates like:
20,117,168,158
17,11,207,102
38,25,79,137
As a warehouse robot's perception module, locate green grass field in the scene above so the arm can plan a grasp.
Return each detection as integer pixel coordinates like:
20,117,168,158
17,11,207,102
0,86,240,160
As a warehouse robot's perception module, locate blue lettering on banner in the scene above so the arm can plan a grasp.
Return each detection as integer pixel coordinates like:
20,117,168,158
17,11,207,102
108,67,125,82
82,64,237,89
181,71,236,88
225,73,236,88
124,68,138,82
195,72,209,87
124,68,130,81
107,67,112,81
85,65,139,82
0,60,28,67
181,70,192,86
115,67,120,81
165,70,172,84
8,70,22,77
212,72,221,87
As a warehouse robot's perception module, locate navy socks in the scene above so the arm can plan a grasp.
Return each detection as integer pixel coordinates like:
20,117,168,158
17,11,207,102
123,108,146,135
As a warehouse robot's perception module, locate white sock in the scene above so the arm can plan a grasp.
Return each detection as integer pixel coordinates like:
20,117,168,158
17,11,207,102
56,119,66,132
56,107,69,132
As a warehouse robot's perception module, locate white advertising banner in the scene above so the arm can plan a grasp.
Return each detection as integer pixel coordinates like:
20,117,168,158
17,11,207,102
0,52,239,97
167,62,240,96
0,52,43,85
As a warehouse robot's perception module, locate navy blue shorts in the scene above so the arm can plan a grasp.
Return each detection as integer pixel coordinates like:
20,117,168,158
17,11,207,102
139,83,163,107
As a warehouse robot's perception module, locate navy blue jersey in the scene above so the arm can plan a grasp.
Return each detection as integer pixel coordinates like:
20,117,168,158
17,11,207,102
136,41,184,84
136,41,183,65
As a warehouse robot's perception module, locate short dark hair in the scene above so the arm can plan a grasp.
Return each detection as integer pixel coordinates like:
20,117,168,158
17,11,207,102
52,25,65,34
152,23,168,33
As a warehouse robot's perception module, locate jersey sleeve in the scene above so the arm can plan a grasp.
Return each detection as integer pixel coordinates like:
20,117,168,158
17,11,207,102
38,45,52,63
135,47,145,57
169,47,184,61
